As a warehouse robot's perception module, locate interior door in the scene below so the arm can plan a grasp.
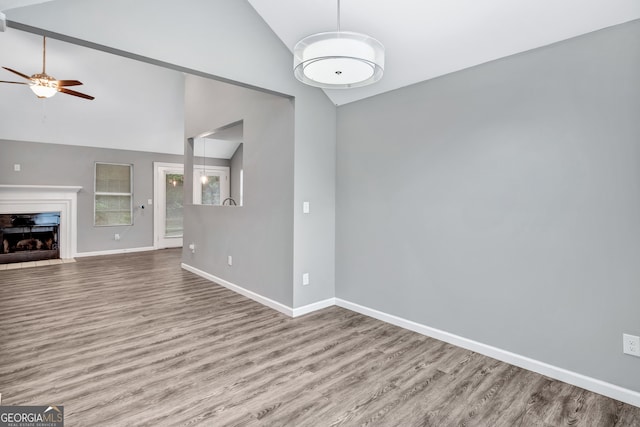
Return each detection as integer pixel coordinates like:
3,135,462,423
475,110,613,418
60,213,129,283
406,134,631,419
154,163,184,249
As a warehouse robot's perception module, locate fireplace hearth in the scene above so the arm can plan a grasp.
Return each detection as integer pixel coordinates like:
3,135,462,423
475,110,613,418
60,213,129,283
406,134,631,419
0,212,60,264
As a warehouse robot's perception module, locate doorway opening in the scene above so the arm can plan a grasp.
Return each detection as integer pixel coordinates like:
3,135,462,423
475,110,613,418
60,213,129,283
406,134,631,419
154,162,184,249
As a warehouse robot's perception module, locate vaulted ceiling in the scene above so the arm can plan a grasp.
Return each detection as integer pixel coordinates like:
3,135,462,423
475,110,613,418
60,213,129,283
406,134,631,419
2,0,640,105
247,0,640,105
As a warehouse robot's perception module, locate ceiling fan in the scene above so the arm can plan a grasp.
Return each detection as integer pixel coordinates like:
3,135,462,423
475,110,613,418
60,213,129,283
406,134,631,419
1,36,94,100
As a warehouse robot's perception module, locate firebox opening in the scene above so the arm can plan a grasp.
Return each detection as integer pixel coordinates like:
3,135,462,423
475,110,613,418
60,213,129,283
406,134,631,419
0,212,61,264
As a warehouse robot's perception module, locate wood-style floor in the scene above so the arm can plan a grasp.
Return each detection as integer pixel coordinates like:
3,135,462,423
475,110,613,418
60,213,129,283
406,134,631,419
0,249,638,426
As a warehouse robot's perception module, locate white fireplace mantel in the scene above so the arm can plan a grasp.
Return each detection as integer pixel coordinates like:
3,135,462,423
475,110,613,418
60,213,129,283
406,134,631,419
0,185,83,193
0,185,82,259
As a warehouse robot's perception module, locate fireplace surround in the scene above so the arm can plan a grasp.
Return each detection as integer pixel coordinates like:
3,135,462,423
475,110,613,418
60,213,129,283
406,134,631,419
0,185,81,262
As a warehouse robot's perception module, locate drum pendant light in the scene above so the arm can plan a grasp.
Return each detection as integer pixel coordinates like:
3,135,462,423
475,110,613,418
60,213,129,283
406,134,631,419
293,0,384,89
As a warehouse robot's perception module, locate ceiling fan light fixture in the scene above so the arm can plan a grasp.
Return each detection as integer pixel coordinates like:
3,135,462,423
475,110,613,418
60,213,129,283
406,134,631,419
2,36,94,100
294,31,384,89
30,85,57,98
29,74,58,98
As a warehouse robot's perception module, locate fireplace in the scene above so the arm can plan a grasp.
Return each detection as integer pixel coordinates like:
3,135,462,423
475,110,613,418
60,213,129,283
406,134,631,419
0,185,81,262
0,212,61,264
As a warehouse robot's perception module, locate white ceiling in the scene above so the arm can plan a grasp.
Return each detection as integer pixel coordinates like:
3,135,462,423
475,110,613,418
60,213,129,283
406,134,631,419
0,0,51,11
247,0,640,105
0,28,185,154
2,0,640,106
194,139,242,160
194,122,243,160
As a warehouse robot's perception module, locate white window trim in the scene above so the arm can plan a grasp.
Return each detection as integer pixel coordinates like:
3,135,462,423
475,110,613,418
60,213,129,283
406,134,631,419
94,162,133,227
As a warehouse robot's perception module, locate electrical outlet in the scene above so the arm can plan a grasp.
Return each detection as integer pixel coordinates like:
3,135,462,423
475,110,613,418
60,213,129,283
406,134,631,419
623,334,640,357
13,164,21,172
114,233,120,241
302,273,310,286
228,255,233,266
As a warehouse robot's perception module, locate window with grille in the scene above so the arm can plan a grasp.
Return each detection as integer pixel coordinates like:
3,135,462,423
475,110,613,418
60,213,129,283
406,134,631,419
94,162,133,226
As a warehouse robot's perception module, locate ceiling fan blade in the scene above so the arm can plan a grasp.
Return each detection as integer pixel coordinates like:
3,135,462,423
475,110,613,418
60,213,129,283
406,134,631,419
0,80,28,85
2,67,33,81
58,87,95,100
57,80,83,87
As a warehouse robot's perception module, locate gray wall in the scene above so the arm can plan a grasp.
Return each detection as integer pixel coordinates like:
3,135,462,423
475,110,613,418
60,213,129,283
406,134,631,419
183,75,295,307
292,91,337,308
8,0,337,310
0,139,183,253
230,143,243,204
196,158,230,168
336,20,640,392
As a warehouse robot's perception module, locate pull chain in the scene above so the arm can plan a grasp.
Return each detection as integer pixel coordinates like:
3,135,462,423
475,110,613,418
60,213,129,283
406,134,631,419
337,0,341,32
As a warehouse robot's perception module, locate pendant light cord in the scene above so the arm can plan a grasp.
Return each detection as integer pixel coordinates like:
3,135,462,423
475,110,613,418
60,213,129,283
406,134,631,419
337,0,341,32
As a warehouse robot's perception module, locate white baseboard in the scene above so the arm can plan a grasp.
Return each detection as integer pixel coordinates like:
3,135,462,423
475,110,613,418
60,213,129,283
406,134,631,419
335,298,640,408
181,263,295,316
75,246,155,258
292,298,336,317
181,263,338,319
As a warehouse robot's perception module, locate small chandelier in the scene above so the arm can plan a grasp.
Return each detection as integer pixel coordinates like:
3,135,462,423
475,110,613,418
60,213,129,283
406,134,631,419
293,0,384,89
